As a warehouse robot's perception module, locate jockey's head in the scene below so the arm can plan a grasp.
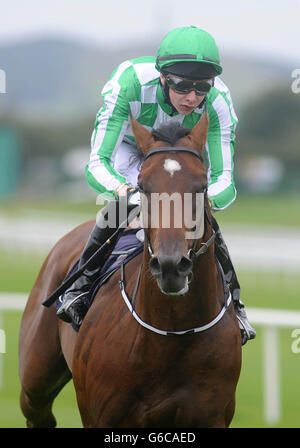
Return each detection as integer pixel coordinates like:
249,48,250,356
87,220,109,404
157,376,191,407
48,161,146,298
156,26,222,115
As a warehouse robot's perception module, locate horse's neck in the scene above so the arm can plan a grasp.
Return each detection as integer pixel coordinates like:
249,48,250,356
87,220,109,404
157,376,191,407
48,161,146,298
136,247,220,332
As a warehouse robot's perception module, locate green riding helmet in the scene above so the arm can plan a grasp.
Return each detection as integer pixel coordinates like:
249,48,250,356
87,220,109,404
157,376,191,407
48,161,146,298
156,26,223,80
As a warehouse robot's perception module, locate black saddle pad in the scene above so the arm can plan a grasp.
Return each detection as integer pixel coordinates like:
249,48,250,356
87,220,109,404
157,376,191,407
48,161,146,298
55,228,144,331
89,228,144,301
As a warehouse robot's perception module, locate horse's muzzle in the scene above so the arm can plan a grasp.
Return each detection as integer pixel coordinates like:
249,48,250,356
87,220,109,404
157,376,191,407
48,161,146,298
149,254,193,295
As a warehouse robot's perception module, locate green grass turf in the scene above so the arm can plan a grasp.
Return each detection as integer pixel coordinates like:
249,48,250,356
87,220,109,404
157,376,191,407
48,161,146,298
0,193,299,428
0,248,299,428
1,309,300,428
216,193,300,228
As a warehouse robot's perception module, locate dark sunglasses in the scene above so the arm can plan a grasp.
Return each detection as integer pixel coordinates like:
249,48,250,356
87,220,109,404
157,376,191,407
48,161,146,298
165,75,213,96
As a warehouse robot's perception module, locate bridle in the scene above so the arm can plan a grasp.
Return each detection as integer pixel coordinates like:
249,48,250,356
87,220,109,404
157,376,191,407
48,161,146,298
141,146,216,261
118,146,232,336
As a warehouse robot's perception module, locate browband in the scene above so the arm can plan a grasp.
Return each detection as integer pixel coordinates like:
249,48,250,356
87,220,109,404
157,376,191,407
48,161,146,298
143,146,203,162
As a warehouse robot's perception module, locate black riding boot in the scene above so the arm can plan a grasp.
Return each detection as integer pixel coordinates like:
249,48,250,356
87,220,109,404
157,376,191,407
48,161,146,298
212,217,256,345
56,201,120,326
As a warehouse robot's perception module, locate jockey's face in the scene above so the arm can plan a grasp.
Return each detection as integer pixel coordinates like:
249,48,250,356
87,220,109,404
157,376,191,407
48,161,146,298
160,74,206,115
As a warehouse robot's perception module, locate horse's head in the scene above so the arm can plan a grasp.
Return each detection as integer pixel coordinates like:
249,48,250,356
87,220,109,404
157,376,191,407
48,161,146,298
131,113,210,296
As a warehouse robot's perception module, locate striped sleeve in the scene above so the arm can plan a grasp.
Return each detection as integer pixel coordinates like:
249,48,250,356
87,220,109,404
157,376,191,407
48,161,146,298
206,80,238,210
85,61,137,198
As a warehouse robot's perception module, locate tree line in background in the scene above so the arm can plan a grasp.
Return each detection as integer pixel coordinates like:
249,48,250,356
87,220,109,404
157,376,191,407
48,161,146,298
1,85,299,197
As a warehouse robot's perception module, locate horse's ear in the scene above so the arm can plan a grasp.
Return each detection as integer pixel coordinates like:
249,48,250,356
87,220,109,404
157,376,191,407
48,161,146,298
188,112,209,152
130,115,155,154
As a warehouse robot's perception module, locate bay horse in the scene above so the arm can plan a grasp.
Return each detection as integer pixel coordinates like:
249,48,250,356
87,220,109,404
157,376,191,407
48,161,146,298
19,113,241,428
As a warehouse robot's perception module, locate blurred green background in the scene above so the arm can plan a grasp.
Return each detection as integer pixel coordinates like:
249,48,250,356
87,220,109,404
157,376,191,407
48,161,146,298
0,1,300,429
1,196,300,428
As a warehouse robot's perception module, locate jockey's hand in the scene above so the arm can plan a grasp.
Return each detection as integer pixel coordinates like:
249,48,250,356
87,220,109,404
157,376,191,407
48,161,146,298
114,183,141,206
114,183,130,198
127,187,141,207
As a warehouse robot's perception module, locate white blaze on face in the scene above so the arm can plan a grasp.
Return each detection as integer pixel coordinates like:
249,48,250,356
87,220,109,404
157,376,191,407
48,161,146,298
163,158,181,177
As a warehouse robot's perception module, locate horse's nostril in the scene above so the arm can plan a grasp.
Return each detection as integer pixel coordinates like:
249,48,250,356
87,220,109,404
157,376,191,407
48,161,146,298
150,255,193,278
149,257,161,275
177,256,193,276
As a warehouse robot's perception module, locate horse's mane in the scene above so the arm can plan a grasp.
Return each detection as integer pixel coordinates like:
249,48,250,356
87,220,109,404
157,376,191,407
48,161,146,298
129,122,192,169
151,122,191,146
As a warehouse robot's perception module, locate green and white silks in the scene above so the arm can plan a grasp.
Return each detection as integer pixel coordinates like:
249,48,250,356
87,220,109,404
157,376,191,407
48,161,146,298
86,56,238,210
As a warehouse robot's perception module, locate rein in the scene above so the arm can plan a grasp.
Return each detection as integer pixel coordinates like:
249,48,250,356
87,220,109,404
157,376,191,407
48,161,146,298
118,145,232,336
118,238,232,337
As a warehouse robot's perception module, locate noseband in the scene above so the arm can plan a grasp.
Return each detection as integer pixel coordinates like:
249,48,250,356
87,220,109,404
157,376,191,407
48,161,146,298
118,145,232,336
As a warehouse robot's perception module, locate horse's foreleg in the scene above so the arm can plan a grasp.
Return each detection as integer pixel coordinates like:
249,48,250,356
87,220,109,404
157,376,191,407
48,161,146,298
19,220,93,428
19,298,73,428
20,356,72,428
20,388,57,428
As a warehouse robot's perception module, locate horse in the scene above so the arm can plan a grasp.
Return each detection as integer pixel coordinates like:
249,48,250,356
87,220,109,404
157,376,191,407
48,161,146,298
19,113,242,428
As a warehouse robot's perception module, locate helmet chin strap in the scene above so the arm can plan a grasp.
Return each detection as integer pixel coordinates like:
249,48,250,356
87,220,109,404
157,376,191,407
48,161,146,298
161,80,207,116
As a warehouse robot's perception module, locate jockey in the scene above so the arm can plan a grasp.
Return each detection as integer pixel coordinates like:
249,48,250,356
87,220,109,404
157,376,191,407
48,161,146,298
57,26,256,345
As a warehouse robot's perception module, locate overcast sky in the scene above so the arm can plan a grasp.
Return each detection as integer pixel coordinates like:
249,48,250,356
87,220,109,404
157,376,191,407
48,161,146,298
0,0,300,65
